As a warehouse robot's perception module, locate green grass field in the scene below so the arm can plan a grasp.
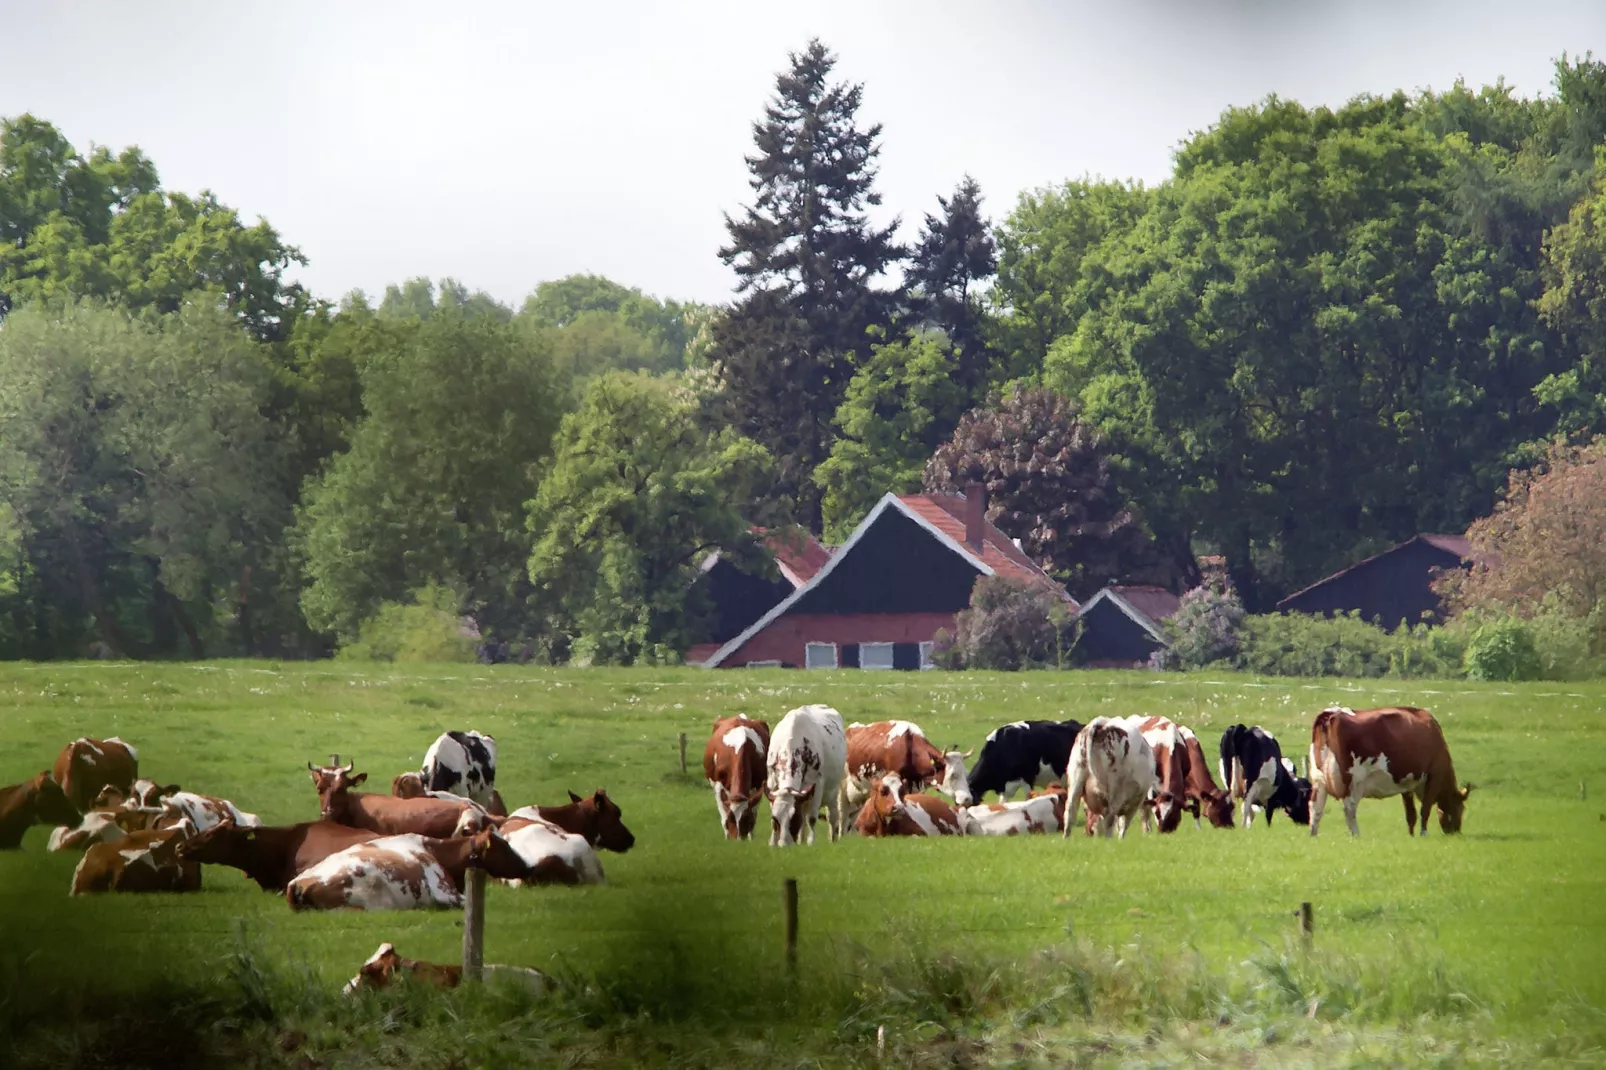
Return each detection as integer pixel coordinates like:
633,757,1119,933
2,662,1604,1068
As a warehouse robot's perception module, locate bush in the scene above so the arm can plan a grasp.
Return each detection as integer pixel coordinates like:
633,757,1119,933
1235,612,1462,679
1461,613,1543,681
337,584,478,663
938,574,1071,670
1153,585,1244,670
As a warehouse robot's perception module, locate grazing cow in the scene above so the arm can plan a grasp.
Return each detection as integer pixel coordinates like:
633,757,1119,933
285,834,464,911
1219,725,1312,828
1062,717,1158,839
70,822,200,895
966,720,1084,801
0,772,82,849
1175,727,1235,829
342,942,550,995
53,737,139,813
419,730,503,813
844,721,974,809
311,759,489,839
765,704,848,847
176,819,381,892
960,784,1066,836
503,790,634,852
853,774,965,837
159,791,262,834
1127,716,1188,833
1308,706,1473,838
703,714,770,840
499,817,608,886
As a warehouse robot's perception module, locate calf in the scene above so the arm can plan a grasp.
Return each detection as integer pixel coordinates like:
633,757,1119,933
1219,725,1311,827
159,791,263,834
1176,727,1234,829
1062,717,1157,839
703,714,770,840
176,819,381,891
342,942,550,995
53,737,139,813
503,790,634,852
1309,706,1473,837
312,759,489,838
966,720,1083,801
70,822,200,895
844,720,973,809
419,730,502,812
1128,716,1187,833
766,704,847,846
854,774,965,837
286,834,464,911
0,772,81,849
960,789,1065,836
499,817,608,886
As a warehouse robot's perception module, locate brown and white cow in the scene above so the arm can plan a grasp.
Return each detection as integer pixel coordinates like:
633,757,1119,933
92,779,180,811
766,705,848,846
853,773,965,837
503,790,635,853
312,759,490,839
159,791,263,834
53,737,139,813
342,942,550,995
70,821,201,895
1308,706,1473,837
703,714,770,840
1175,726,1235,829
844,720,974,810
1062,717,1158,839
960,785,1066,836
0,772,81,849
497,816,607,886
176,819,382,891
1126,716,1188,833
391,772,508,818
285,834,465,910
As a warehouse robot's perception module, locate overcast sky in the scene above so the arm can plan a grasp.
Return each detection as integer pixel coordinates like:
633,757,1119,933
2,1,1602,308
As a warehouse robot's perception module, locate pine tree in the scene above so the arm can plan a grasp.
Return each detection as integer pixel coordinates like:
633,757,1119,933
713,39,903,530
908,176,997,396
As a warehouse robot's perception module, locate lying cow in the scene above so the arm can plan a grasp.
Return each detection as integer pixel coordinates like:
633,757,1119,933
419,730,504,814
966,719,1083,801
1309,706,1473,837
92,779,179,810
70,821,200,895
1063,717,1157,839
960,786,1066,836
844,720,973,809
853,774,965,837
497,817,607,886
1219,725,1311,827
286,828,527,910
160,791,262,834
703,714,770,840
47,806,164,852
504,790,634,853
312,759,491,838
343,942,550,995
766,704,847,846
53,737,139,813
0,772,81,849
177,819,381,892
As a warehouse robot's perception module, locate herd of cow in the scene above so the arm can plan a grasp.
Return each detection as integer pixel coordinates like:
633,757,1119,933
709,703,1473,845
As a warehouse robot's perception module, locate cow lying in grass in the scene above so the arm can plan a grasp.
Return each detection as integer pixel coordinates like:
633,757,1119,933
960,783,1066,836
342,942,549,995
177,819,382,891
853,773,965,837
70,820,201,895
312,758,491,838
53,737,139,813
286,828,529,910
0,772,81,849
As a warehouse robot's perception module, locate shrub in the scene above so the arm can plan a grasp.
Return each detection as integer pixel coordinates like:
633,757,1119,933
1461,613,1543,681
1235,612,1461,679
1153,585,1244,670
941,574,1071,670
337,584,478,663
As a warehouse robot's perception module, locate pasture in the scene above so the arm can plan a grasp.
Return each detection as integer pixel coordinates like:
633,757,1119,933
1,662,1603,1068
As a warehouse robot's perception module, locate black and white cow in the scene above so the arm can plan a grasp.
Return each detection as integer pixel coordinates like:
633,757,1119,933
420,731,502,814
1218,724,1311,828
965,720,1084,802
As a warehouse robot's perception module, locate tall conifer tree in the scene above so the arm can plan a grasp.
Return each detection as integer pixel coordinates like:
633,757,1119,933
908,176,997,397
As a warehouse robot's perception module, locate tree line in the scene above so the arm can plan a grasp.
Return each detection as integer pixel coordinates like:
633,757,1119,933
1,42,1604,663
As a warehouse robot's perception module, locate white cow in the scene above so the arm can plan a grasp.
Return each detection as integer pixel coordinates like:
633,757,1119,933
959,791,1065,836
765,704,847,847
1062,716,1157,839
159,791,263,834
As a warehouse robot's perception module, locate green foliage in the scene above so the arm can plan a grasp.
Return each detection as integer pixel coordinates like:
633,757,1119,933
336,584,477,664
294,312,562,640
1234,612,1464,679
1462,614,1544,682
376,277,510,322
907,175,998,394
526,372,773,665
934,574,1070,671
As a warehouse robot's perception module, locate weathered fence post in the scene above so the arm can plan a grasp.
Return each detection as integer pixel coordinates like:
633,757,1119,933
678,732,688,775
783,877,799,970
1298,901,1313,948
462,868,486,982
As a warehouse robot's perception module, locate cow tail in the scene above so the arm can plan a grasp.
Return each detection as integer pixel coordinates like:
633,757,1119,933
1063,739,1089,837
1309,710,1337,791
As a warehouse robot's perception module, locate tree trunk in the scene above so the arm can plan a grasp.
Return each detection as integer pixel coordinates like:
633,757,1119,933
63,521,150,659
236,564,255,656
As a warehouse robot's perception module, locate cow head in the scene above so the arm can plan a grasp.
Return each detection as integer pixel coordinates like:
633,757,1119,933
766,783,816,846
391,772,427,799
465,828,528,880
718,783,765,841
309,759,365,820
174,818,245,865
1153,790,1184,833
1439,782,1474,834
1203,790,1235,829
344,942,405,995
870,773,909,826
111,779,179,809
28,772,81,827
568,789,636,852
452,806,495,837
939,747,975,808
1286,778,1313,826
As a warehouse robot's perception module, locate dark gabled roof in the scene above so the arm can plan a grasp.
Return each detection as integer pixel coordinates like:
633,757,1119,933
1076,585,1181,642
1275,533,1481,610
703,493,1075,668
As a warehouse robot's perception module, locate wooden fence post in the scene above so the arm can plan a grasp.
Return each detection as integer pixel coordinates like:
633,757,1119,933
678,732,688,775
1298,901,1313,948
783,877,799,970
462,868,486,982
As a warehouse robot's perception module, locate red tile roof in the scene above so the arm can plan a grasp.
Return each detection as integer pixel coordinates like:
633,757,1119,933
757,527,832,586
897,494,1068,595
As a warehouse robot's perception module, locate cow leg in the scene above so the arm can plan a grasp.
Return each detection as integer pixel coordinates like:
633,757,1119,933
827,789,843,843
1402,793,1418,836
1342,797,1361,837
1308,779,1328,838
711,785,732,839
1419,791,1435,837
1264,805,1273,827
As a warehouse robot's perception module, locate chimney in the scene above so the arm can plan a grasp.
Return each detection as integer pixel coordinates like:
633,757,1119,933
964,483,986,553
